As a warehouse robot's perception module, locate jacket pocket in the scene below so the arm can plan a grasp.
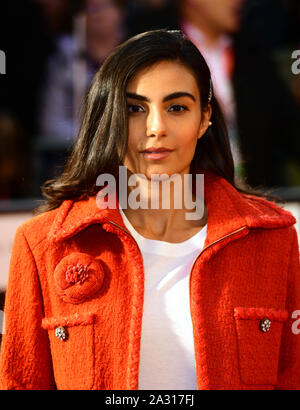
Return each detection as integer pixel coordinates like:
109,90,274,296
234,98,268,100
42,312,95,390
233,307,288,386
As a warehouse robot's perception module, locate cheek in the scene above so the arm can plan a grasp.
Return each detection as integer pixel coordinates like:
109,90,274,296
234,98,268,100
175,126,200,163
124,140,135,162
178,124,200,148
125,123,142,164
128,118,142,145
127,129,138,155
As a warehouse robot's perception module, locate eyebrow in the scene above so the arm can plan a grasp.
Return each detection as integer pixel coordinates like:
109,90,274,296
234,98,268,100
126,91,196,103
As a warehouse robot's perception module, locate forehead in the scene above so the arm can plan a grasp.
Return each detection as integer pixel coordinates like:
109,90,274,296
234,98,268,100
126,60,200,98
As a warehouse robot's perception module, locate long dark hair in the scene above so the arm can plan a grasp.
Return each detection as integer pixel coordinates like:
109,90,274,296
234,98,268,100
36,29,266,214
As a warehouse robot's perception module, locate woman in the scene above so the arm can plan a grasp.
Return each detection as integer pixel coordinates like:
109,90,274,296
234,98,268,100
0,30,299,390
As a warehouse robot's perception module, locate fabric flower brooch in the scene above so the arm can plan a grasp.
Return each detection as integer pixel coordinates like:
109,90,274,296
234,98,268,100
54,253,104,304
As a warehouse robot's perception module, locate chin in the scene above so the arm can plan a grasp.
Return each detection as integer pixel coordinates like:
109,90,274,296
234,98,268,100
147,173,173,181
145,167,178,179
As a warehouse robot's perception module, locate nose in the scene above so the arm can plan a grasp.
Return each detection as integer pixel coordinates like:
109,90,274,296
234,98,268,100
146,107,167,138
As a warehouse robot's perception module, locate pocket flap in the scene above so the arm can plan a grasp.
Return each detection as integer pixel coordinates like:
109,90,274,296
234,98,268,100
41,312,95,330
41,312,95,389
233,307,288,385
234,307,288,322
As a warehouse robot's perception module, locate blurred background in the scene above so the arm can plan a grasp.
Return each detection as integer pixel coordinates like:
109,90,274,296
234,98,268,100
0,0,300,339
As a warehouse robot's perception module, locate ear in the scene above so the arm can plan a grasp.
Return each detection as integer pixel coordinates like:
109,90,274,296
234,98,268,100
197,104,212,140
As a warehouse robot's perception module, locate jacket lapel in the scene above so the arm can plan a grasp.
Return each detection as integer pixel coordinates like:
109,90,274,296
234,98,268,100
49,171,296,246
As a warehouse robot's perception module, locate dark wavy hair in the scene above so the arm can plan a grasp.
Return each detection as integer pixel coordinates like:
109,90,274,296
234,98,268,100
36,29,265,214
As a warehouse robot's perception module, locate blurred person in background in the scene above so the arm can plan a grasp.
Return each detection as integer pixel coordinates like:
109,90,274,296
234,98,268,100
179,0,245,172
38,0,127,142
128,0,300,189
34,0,127,195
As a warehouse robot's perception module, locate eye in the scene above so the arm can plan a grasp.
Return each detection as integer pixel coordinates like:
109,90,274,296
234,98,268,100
168,104,188,113
127,104,145,113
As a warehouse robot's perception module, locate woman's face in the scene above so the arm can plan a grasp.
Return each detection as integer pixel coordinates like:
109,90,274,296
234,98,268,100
124,60,211,180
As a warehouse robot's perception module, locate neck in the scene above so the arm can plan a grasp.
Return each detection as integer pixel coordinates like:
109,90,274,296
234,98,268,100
121,173,207,241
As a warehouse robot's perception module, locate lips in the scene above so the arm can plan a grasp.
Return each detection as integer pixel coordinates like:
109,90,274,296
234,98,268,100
141,147,173,153
140,147,173,160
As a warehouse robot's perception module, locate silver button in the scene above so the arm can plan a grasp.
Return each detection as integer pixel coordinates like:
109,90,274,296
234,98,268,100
259,318,271,333
55,326,68,341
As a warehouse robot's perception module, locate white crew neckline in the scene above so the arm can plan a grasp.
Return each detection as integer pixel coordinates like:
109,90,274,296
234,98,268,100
119,207,207,257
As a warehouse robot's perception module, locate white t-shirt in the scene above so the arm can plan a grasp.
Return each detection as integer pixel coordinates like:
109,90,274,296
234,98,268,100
119,208,207,390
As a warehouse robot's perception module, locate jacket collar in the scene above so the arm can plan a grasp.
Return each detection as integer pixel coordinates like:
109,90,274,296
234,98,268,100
49,172,296,245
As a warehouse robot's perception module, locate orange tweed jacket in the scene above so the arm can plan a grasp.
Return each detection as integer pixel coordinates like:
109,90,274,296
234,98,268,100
0,172,300,390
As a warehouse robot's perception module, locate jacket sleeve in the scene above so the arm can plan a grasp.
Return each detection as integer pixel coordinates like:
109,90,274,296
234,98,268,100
0,226,56,390
276,226,300,390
